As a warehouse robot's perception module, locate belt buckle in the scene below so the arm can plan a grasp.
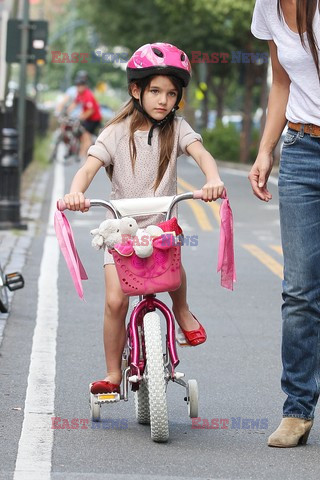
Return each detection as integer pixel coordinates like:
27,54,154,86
309,124,320,138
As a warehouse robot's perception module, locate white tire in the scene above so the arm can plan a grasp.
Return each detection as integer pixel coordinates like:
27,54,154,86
0,266,9,313
143,312,169,442
187,379,199,418
90,393,101,422
134,380,150,424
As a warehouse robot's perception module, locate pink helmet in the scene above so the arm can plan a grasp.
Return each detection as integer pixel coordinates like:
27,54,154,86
127,43,191,87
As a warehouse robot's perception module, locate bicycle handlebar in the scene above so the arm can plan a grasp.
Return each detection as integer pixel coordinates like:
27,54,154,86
57,198,91,211
57,191,205,219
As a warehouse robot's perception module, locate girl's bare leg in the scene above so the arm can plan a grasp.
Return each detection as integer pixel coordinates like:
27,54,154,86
102,264,129,385
169,264,200,331
80,131,92,158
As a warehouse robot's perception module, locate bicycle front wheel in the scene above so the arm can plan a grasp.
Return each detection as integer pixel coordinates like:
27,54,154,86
0,266,9,313
143,312,169,442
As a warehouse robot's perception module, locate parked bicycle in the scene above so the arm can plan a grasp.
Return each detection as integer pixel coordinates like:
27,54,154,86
0,264,24,313
57,191,206,442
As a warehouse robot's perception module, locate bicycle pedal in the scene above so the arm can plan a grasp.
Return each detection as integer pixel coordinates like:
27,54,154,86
92,392,121,404
173,372,185,380
176,327,190,347
5,273,24,291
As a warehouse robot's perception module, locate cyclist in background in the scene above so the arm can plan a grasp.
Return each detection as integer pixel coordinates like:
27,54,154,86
68,71,102,161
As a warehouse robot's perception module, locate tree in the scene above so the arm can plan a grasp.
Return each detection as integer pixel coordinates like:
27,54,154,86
77,0,269,163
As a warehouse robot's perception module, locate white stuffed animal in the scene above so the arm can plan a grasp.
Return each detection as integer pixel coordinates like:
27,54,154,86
91,217,139,251
91,217,163,257
90,219,121,250
119,217,138,240
133,225,164,258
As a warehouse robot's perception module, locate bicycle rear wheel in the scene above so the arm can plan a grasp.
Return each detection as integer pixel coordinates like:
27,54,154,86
0,266,9,313
134,380,150,424
143,312,169,442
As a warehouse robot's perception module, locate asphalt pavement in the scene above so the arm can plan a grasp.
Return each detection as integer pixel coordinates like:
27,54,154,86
0,154,319,480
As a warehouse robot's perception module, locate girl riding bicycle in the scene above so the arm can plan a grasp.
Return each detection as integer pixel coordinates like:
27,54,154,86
63,42,225,395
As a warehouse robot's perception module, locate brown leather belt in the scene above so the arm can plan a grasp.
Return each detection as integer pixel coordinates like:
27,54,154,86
288,121,320,137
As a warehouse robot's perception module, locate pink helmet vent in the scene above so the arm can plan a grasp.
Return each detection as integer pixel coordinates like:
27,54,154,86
127,42,191,87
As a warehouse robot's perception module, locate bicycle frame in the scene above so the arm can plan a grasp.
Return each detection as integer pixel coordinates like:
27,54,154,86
128,294,179,380
57,191,204,400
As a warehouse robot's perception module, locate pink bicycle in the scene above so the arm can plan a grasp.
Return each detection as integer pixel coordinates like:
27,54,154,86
58,192,210,443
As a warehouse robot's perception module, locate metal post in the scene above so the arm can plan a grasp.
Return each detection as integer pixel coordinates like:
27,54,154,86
64,0,76,89
0,127,27,229
16,0,30,227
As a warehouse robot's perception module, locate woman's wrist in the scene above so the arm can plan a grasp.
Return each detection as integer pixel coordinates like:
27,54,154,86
257,147,274,157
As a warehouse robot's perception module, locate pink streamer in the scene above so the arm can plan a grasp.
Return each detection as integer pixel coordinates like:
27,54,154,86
54,210,88,299
217,190,236,290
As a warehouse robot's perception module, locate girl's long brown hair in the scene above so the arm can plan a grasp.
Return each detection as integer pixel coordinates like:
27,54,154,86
277,0,320,79
104,75,182,192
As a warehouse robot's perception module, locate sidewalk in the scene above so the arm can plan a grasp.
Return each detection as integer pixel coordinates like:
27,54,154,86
0,160,50,345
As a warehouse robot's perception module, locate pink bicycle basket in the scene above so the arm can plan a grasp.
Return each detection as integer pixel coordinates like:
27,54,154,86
111,242,181,296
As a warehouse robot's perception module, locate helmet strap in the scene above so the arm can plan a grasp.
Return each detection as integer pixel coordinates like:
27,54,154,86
133,96,180,145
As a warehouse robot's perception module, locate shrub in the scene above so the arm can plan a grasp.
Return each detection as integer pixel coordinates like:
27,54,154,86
202,120,241,162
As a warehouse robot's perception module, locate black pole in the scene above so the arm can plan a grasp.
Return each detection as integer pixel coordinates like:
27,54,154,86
0,0,29,230
17,0,29,193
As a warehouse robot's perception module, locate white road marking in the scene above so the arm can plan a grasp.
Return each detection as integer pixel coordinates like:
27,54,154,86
219,166,278,186
186,157,279,185
14,162,64,480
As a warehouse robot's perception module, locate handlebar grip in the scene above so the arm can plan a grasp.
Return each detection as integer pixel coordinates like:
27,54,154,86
56,198,91,211
193,190,204,200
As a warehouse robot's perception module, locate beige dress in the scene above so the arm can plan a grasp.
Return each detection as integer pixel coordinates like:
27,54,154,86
87,115,202,264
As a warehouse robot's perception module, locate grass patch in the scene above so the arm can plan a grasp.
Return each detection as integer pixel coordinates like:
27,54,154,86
33,134,52,169
21,133,51,194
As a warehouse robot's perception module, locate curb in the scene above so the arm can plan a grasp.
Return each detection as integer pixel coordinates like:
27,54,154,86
0,161,51,344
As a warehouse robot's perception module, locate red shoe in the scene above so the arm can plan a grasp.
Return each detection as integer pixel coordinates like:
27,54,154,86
180,314,207,347
90,380,120,394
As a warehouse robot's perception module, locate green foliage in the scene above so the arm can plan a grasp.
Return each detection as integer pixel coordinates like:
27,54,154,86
249,127,260,163
44,0,268,162
202,121,240,162
34,133,52,167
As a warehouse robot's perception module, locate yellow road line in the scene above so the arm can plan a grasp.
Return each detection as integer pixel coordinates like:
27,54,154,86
242,244,283,279
270,245,283,256
177,187,213,231
177,177,220,226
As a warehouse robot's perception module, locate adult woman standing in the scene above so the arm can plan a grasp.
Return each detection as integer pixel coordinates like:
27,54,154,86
249,0,320,447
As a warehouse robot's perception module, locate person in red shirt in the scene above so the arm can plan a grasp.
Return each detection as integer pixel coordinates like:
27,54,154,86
69,71,102,160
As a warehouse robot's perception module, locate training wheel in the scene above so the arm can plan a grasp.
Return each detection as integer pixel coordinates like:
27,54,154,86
89,392,101,422
187,379,199,418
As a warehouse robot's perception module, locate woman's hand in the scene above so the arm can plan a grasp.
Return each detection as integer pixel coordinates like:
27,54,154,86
201,179,225,201
248,152,273,202
63,192,89,212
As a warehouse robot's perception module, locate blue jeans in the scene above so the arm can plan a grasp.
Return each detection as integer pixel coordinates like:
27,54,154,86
279,126,320,419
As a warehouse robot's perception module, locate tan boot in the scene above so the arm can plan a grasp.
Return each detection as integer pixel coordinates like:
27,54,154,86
268,418,313,447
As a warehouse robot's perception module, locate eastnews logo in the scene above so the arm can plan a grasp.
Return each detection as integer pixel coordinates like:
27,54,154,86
121,234,199,247
51,416,268,431
192,417,269,430
51,417,128,430
50,50,268,65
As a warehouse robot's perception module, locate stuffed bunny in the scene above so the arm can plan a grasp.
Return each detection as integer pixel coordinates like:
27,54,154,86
91,217,139,251
133,225,164,258
119,217,139,240
90,219,122,250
